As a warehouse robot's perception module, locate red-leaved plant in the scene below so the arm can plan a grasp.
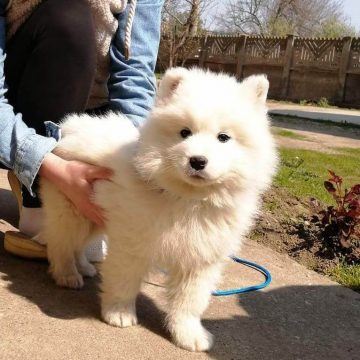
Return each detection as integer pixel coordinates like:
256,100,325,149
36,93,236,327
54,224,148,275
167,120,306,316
311,170,360,250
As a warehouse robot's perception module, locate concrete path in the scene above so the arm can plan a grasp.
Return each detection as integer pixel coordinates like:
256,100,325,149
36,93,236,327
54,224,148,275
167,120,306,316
0,169,359,360
268,101,360,125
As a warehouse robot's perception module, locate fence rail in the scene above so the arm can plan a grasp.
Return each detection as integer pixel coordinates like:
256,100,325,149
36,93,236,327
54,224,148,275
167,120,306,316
158,34,360,107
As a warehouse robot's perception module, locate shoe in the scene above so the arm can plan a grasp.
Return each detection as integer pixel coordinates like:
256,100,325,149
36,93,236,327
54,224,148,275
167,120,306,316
4,171,107,262
4,230,107,262
4,231,47,259
7,170,22,208
4,171,47,259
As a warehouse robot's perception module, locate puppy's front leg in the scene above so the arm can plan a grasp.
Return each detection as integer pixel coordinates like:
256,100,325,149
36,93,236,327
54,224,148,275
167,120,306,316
166,264,222,352
101,250,149,328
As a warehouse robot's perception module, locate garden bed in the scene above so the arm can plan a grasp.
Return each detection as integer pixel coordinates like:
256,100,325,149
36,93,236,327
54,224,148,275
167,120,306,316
251,186,359,290
252,117,360,291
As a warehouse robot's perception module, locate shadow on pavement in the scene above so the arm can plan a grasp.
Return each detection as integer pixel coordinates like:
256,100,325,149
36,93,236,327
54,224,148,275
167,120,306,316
207,285,360,360
0,176,170,343
0,244,168,338
1,238,359,360
0,188,18,228
270,114,360,141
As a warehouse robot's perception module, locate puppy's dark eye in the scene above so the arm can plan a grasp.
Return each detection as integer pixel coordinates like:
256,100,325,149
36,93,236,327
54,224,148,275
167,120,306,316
180,128,192,139
217,133,231,143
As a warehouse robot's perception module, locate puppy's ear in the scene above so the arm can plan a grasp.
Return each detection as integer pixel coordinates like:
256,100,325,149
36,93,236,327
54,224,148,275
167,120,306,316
157,67,189,103
240,75,269,105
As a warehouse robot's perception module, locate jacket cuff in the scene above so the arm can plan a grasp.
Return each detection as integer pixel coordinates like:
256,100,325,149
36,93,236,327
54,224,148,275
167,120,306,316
14,134,57,196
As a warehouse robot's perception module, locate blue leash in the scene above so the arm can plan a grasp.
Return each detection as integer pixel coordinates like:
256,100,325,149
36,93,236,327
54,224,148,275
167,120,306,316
212,256,272,296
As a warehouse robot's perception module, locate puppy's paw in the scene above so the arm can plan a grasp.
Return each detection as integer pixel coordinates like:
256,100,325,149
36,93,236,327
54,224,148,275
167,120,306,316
78,262,97,278
102,302,138,328
54,272,84,289
171,317,213,352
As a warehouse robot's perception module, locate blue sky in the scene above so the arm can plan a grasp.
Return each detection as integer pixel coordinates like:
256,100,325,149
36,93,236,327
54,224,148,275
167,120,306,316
343,0,360,30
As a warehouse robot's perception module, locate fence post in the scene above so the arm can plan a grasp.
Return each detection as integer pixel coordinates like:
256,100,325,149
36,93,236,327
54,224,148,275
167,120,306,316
337,36,352,104
236,35,247,80
281,34,295,99
199,35,208,68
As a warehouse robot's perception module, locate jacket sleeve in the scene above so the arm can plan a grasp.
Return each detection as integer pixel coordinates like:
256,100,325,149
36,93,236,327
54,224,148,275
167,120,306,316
108,0,163,127
0,13,57,195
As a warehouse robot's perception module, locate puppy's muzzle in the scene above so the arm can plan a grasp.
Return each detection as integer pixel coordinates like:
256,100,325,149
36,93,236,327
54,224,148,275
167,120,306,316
189,156,208,171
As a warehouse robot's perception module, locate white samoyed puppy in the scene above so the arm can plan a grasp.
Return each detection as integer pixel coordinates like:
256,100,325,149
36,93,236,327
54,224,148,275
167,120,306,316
40,67,277,352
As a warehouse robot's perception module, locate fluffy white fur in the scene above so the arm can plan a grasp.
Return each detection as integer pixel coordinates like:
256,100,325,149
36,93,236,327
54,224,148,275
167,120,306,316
40,68,278,352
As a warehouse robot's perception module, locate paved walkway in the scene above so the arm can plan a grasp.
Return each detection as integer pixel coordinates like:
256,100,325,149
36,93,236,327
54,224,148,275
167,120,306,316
0,170,359,360
268,101,360,125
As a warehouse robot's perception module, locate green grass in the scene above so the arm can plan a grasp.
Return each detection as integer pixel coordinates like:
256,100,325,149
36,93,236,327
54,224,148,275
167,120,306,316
330,264,360,291
275,147,360,203
317,97,330,108
272,127,309,141
337,147,360,156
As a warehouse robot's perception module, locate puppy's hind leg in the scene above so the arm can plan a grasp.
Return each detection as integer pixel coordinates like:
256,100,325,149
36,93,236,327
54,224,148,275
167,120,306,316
42,184,93,289
48,240,84,289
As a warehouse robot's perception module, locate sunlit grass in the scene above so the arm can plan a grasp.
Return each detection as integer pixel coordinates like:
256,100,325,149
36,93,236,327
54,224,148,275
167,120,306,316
275,148,360,203
330,264,360,291
272,127,310,141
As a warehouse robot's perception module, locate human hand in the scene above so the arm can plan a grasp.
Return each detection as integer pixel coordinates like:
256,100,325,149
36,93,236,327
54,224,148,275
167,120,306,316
39,153,112,226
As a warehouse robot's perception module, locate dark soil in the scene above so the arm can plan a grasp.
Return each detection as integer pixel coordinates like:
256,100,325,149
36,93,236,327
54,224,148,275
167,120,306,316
250,186,359,275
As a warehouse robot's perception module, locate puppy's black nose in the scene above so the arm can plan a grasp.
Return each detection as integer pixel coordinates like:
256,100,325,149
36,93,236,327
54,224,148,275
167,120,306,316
189,156,208,170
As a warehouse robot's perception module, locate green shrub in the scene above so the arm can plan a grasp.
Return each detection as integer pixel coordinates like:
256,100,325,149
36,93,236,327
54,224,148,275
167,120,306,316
317,97,330,108
311,170,360,261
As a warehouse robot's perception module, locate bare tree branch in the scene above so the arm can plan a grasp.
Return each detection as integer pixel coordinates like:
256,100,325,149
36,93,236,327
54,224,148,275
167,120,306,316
160,0,214,67
214,0,353,37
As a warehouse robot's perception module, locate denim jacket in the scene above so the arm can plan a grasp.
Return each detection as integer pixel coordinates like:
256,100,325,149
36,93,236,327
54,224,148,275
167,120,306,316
0,0,163,195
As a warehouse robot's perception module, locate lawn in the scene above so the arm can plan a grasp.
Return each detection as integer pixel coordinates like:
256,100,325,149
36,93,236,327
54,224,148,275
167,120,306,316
271,127,309,141
331,264,360,291
275,147,360,203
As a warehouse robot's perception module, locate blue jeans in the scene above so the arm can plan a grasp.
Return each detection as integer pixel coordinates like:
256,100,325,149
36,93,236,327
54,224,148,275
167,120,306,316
0,0,163,206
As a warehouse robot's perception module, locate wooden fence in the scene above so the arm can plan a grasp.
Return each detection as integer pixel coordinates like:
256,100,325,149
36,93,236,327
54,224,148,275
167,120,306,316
158,35,360,107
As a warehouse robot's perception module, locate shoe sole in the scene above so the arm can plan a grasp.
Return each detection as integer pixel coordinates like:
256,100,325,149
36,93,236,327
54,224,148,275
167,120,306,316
4,231,47,260
7,171,23,210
